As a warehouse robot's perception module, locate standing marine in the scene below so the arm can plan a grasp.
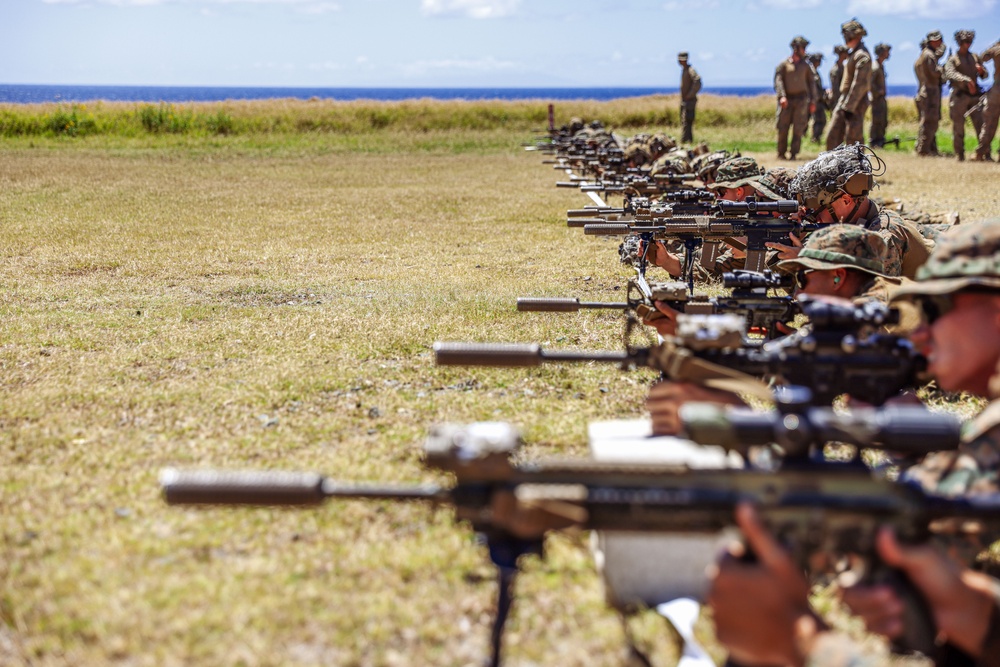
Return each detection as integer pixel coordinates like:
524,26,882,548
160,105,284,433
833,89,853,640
774,36,816,160
828,45,849,112
914,31,945,156
944,29,987,161
678,52,702,144
976,37,1000,161
826,20,871,149
807,53,827,143
869,43,891,147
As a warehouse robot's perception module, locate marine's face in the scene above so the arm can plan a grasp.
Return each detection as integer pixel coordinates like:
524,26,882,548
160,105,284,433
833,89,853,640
916,292,1000,396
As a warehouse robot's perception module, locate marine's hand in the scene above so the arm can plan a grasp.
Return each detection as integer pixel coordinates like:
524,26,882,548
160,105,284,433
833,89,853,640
809,102,816,114
765,232,804,260
968,81,977,95
641,300,682,337
840,528,996,658
708,504,824,666
646,381,746,436
779,96,789,109
640,240,682,277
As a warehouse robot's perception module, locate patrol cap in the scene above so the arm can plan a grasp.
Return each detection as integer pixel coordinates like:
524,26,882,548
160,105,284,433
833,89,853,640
926,30,944,42
710,156,766,190
790,36,810,49
777,225,891,277
874,43,891,55
893,221,1000,298
841,19,867,39
955,29,975,44
753,167,797,202
678,52,689,61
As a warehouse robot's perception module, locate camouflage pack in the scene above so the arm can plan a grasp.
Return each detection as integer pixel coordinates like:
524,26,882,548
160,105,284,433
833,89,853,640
894,220,1000,297
777,225,890,276
711,156,765,190
693,149,737,182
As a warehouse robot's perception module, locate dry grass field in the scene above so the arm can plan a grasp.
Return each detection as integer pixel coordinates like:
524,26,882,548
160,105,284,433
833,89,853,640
1,98,999,667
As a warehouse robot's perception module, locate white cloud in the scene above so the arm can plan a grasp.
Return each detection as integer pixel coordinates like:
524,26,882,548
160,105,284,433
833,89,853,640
895,40,918,53
846,0,996,18
401,56,518,74
420,0,520,19
611,51,623,62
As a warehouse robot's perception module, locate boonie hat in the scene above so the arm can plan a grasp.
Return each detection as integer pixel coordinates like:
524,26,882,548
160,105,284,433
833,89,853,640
777,225,891,277
893,221,1000,298
710,156,766,190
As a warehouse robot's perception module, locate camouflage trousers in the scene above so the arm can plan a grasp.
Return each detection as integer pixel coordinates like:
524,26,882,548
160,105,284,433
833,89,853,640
680,99,696,143
869,96,888,147
826,97,869,149
950,91,984,159
810,101,827,142
915,89,942,156
776,95,810,158
977,87,1000,160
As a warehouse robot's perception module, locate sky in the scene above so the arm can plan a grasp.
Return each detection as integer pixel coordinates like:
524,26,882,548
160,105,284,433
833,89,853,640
3,0,1000,88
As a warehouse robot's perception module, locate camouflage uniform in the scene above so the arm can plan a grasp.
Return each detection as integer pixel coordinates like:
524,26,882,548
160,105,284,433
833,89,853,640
869,44,890,148
789,145,935,279
914,33,945,156
774,37,816,159
944,30,987,160
976,39,1000,161
807,53,827,143
679,52,701,144
828,45,848,111
827,21,871,149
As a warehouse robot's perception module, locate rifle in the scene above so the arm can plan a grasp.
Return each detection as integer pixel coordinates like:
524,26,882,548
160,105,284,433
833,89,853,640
437,298,923,407
160,401,979,665
585,202,811,291
517,270,798,340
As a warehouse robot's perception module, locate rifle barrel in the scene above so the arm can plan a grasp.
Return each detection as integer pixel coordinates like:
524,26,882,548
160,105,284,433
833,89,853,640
434,342,629,367
160,469,447,505
517,297,628,312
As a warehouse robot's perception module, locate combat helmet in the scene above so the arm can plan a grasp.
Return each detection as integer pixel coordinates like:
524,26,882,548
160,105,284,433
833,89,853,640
790,36,810,49
754,167,797,202
955,29,975,44
926,30,944,43
777,225,891,277
790,144,881,217
711,156,766,191
807,53,824,66
894,221,1000,298
834,45,849,55
874,43,891,56
841,19,867,40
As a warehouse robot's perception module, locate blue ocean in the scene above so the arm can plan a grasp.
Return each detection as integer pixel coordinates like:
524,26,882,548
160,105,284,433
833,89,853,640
0,84,919,104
